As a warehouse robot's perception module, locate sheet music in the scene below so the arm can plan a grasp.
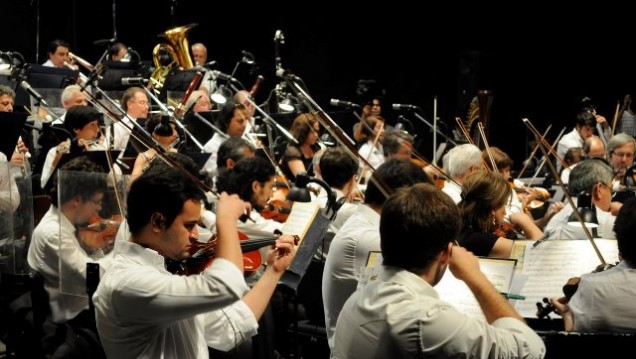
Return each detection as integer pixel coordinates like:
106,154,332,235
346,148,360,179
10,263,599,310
281,201,320,247
510,239,620,318
435,257,517,321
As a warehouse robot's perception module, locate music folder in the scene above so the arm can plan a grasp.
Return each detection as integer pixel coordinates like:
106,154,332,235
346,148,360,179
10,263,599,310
0,111,28,160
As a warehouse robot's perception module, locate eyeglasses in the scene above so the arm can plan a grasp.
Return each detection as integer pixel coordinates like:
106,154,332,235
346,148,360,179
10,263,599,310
598,182,614,194
611,151,634,159
88,198,103,207
131,100,149,106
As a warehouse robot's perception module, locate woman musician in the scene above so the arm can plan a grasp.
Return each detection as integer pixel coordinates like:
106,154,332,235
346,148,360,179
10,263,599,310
279,113,321,181
130,116,179,182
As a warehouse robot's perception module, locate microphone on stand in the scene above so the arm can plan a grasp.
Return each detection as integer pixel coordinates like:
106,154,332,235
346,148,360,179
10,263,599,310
241,50,255,65
211,70,238,82
275,67,300,81
330,99,360,110
20,81,49,107
121,77,149,85
392,103,419,111
201,61,217,68
94,38,116,47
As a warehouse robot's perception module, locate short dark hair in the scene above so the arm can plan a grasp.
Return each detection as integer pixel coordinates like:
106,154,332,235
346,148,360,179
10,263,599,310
319,147,358,189
381,183,460,273
47,39,70,55
50,157,106,207
217,100,245,133
575,111,597,128
216,136,255,168
613,197,636,264
382,131,413,157
127,166,205,235
365,158,432,206
64,105,101,135
216,156,275,204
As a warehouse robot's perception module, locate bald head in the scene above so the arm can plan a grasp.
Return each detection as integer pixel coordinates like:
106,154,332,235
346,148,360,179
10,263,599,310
583,135,605,158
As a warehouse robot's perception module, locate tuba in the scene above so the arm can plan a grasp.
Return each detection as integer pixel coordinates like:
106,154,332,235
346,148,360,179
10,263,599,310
150,23,197,93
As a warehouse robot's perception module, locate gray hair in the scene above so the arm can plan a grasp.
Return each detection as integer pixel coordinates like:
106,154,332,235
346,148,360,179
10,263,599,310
0,84,15,98
61,84,82,104
568,159,613,195
446,144,482,179
607,133,636,158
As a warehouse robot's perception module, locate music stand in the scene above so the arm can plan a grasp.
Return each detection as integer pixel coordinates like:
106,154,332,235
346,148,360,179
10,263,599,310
182,111,217,146
0,111,28,160
99,60,142,91
42,150,121,192
161,69,201,101
183,151,213,172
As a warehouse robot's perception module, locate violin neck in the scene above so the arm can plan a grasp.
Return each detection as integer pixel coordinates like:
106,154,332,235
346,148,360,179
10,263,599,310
240,237,277,253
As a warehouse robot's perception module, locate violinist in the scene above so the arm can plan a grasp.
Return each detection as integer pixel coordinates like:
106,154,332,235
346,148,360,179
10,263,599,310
130,116,179,182
216,156,283,237
544,159,617,240
27,157,114,331
202,100,248,180
550,197,636,333
441,143,483,204
357,115,385,175
561,135,606,184
312,147,360,260
458,170,543,258
607,133,636,193
94,166,296,358
279,113,321,181
40,105,106,189
322,159,432,350
483,147,564,231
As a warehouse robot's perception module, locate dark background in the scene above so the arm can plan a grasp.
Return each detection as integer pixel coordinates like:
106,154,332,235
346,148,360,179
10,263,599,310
4,0,634,167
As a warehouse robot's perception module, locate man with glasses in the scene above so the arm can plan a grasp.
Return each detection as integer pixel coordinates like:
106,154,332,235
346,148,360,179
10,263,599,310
107,87,149,154
28,157,114,350
607,133,636,189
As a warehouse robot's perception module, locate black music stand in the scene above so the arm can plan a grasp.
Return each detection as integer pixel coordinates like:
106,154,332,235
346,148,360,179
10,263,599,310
183,151,213,172
182,111,217,147
0,112,28,160
99,60,143,91
280,209,332,291
161,69,201,102
42,150,121,192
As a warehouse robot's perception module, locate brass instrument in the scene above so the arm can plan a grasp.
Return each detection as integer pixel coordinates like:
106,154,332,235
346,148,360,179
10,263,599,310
67,52,94,72
150,23,197,93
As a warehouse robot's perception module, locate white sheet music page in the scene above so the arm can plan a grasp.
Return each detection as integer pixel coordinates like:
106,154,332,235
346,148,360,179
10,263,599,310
280,201,321,248
435,257,517,321
510,239,619,318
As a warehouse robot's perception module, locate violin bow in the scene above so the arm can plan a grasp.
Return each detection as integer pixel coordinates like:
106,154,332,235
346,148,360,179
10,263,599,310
477,122,498,172
517,124,551,179
522,118,607,266
454,117,490,169
356,121,384,188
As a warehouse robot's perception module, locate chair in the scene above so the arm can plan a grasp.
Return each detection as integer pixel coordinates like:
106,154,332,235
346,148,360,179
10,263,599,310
537,330,636,358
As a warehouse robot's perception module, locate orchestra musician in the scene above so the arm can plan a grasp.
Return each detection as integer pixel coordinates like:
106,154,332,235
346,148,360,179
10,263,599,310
556,111,597,172
333,183,545,358
458,170,543,258
93,166,295,358
550,196,636,333
42,39,71,68
202,100,248,180
322,159,432,351
441,143,483,204
606,133,636,192
130,116,179,182
279,113,321,181
544,159,617,240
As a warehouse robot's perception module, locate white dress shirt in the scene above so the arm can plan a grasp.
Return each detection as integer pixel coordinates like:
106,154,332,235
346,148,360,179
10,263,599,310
358,141,384,178
442,180,462,204
544,199,616,240
333,266,546,359
0,156,20,213
106,115,135,153
314,188,358,260
557,128,584,172
202,132,226,179
322,204,380,350
569,261,636,333
94,239,255,359
27,205,112,323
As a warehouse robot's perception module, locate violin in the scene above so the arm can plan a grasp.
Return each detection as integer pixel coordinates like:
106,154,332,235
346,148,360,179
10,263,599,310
494,222,519,239
78,214,123,251
165,232,293,276
260,200,292,223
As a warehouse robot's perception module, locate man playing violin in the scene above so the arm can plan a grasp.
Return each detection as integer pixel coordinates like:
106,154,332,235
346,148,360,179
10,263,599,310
551,196,636,333
607,133,636,191
28,157,115,337
94,165,295,359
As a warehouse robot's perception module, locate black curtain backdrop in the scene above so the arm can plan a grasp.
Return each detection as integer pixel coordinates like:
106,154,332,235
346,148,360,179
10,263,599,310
4,0,634,166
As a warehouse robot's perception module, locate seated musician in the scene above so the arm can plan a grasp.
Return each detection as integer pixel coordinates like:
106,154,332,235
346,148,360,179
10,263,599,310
202,100,248,180
458,169,543,258
93,166,296,358
333,183,546,358
551,196,636,333
27,157,114,354
130,116,179,182
483,147,564,231
544,159,616,240
357,115,385,178
106,86,149,154
607,133,636,192
441,143,483,204
40,105,106,189
322,159,432,351
279,113,321,181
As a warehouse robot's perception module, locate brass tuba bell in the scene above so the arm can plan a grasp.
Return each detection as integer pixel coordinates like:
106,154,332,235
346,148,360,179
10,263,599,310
150,23,197,93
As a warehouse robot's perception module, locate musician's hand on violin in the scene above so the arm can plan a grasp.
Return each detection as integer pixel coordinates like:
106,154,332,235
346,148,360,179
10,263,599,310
80,221,118,249
550,296,574,331
265,234,295,273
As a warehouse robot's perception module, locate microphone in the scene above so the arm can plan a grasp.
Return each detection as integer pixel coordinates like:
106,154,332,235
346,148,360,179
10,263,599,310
274,30,285,44
121,77,149,85
201,60,217,68
94,38,116,46
330,99,360,110
211,70,237,82
392,103,419,110
241,50,255,65
20,81,49,107
275,68,300,81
